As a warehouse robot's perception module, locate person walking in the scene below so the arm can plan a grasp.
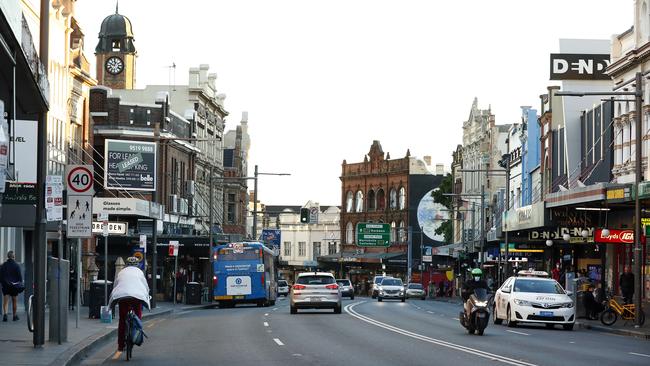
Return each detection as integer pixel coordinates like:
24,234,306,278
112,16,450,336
619,266,634,304
0,251,24,321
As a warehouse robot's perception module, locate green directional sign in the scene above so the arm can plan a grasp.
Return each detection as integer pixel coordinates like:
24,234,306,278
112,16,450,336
356,222,391,247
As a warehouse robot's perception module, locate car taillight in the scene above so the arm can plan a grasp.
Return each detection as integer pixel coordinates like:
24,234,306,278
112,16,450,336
292,284,306,290
325,284,339,290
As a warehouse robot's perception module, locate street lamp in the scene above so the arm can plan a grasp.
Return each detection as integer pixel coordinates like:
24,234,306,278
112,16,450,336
555,72,644,327
252,165,291,240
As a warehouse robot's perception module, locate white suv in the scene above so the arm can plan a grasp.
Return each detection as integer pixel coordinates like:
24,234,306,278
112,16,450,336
290,272,342,314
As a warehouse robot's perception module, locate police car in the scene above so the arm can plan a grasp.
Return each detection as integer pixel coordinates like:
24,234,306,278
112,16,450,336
493,270,575,330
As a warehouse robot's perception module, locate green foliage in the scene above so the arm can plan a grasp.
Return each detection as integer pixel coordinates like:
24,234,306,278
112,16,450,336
432,173,453,243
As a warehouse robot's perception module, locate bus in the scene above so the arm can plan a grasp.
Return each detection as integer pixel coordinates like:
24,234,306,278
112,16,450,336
213,242,277,308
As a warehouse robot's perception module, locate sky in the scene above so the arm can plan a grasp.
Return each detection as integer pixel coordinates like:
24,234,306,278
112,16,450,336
75,0,633,206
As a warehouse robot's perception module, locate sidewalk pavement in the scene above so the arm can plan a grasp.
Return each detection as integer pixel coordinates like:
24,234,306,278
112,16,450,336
427,296,650,340
0,301,217,366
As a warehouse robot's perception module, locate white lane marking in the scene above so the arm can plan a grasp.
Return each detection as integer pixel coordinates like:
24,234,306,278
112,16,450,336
505,330,530,336
629,352,650,358
264,322,269,327
176,310,192,316
453,317,460,321
273,308,278,311
427,311,434,314
273,338,284,346
264,313,269,316
345,302,536,366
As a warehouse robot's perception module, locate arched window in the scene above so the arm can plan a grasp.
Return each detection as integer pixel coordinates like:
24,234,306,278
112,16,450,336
355,190,364,212
345,191,353,212
389,188,397,209
376,189,386,211
390,221,396,242
346,222,354,244
367,189,376,211
398,221,406,242
398,187,406,210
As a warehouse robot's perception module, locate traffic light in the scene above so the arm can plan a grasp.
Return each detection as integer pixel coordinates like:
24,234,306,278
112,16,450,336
300,208,310,223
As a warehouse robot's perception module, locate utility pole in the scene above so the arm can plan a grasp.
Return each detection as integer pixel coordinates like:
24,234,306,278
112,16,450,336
633,72,643,327
480,184,485,265
208,166,214,299
34,0,49,347
253,165,258,240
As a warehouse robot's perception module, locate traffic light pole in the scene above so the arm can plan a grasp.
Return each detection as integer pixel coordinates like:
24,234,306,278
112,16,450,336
253,165,258,239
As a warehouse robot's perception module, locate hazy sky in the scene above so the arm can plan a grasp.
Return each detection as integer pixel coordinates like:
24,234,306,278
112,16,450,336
75,0,632,206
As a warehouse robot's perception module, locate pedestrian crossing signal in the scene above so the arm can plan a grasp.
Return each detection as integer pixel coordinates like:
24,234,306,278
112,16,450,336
300,208,310,223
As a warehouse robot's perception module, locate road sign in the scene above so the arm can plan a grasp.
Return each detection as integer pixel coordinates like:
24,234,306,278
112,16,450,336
309,207,319,224
67,195,92,238
169,241,179,256
102,220,109,237
356,223,391,247
66,165,94,195
91,221,127,235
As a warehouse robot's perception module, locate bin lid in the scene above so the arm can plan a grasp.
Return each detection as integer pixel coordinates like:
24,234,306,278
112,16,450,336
92,280,113,285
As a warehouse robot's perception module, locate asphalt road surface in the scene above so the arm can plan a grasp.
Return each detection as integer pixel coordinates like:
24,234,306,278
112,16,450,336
80,297,650,366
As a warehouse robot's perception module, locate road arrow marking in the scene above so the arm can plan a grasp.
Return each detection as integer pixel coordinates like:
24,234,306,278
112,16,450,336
264,322,269,327
273,338,284,346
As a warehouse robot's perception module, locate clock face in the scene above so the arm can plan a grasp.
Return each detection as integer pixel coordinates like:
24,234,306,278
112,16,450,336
105,56,124,75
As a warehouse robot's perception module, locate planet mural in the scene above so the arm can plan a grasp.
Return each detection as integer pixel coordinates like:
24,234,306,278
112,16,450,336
416,188,448,242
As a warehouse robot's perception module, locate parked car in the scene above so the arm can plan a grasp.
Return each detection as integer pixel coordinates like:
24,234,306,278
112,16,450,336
277,280,290,297
336,279,354,299
371,276,388,298
377,277,405,302
290,272,342,314
493,274,575,330
406,283,426,300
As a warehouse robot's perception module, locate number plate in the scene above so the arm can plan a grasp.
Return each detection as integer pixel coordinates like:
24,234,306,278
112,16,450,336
540,311,554,317
311,297,321,302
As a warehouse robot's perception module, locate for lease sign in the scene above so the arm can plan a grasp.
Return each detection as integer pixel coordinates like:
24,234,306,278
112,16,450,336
104,139,156,191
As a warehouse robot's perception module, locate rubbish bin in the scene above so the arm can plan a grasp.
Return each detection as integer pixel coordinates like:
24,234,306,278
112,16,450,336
185,282,202,305
89,280,113,319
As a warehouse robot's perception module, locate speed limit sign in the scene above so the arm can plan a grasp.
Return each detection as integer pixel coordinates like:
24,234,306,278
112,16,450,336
66,165,94,195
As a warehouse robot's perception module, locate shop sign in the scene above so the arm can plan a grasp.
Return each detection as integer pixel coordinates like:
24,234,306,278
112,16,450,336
529,227,594,241
606,186,632,202
92,221,128,235
499,243,545,253
639,182,650,199
93,197,152,217
594,229,634,244
549,209,594,227
550,54,610,80
504,202,545,231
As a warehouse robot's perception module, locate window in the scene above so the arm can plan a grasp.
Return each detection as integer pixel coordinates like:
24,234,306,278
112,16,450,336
227,193,236,223
377,189,386,210
355,190,364,212
283,241,291,256
390,221,396,242
398,187,406,209
389,188,397,209
346,191,353,212
346,222,354,244
298,242,306,257
367,190,376,211
398,221,406,242
111,39,121,51
313,242,321,259
328,242,337,255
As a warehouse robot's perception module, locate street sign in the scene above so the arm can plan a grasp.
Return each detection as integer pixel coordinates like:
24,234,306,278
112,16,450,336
309,207,319,224
356,223,391,247
169,241,179,256
67,195,92,238
91,221,127,235
45,175,63,221
104,139,156,191
65,165,94,195
102,220,109,237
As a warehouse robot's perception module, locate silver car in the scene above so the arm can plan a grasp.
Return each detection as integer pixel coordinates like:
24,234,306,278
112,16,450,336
277,280,290,297
377,277,405,302
336,279,355,299
406,283,426,300
290,272,342,314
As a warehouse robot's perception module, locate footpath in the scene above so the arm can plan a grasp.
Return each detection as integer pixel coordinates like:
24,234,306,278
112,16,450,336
429,296,650,340
0,301,216,366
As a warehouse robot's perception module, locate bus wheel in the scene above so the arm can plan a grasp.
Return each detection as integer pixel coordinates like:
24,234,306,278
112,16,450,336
256,302,263,307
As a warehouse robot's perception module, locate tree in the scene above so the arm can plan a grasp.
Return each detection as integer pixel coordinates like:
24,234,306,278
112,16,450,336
432,173,453,243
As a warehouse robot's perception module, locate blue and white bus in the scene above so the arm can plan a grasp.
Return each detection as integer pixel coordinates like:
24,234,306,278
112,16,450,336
213,242,277,308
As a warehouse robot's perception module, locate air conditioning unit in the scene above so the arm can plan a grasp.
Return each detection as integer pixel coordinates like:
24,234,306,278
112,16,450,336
179,198,189,215
169,195,178,213
185,180,196,196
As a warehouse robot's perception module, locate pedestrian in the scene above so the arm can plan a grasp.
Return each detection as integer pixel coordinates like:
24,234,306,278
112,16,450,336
582,284,604,320
108,257,150,352
0,251,24,321
619,266,634,304
438,281,444,297
551,263,561,282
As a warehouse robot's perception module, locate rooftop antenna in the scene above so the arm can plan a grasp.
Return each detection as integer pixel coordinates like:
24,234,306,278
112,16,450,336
116,0,119,14
167,62,176,105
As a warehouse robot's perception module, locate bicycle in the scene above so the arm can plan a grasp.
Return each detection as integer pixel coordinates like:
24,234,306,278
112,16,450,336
600,294,646,326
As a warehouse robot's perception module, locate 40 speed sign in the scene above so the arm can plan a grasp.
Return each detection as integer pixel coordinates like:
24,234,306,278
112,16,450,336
66,165,94,195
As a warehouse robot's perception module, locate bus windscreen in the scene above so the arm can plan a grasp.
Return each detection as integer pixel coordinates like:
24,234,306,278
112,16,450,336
218,249,260,261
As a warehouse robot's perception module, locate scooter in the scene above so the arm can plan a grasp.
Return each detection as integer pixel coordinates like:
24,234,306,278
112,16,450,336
459,288,490,335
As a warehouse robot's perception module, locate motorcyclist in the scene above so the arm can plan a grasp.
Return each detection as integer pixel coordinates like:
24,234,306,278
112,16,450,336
462,268,489,320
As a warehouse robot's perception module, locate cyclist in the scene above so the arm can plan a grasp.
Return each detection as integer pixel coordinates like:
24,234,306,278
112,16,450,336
108,257,150,352
461,268,489,320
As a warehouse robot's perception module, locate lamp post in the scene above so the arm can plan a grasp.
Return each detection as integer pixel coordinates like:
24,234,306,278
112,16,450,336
252,165,291,240
555,72,643,327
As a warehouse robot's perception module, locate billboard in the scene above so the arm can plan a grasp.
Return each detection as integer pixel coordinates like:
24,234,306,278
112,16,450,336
408,174,445,260
104,139,156,191
549,54,610,80
261,229,281,251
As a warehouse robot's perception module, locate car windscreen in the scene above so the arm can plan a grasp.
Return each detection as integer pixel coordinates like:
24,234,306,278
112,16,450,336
296,275,335,285
373,277,385,284
278,280,288,286
513,279,564,294
408,284,423,289
336,280,351,286
381,279,402,286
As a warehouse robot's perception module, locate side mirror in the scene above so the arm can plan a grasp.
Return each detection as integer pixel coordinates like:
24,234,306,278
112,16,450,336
502,287,511,294
566,291,573,297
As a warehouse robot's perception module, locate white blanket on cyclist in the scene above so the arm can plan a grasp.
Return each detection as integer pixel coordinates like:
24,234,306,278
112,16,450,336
108,266,151,310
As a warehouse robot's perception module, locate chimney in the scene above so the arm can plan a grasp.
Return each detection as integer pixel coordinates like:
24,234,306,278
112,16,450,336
423,156,432,166
436,164,444,175
208,73,217,90
189,67,200,88
199,64,209,85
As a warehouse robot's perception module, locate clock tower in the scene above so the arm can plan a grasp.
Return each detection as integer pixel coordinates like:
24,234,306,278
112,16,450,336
95,4,136,89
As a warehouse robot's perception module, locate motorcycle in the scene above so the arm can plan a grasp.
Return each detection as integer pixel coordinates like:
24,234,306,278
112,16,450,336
459,288,490,335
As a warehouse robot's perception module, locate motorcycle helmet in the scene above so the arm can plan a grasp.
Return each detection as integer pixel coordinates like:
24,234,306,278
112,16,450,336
471,268,483,282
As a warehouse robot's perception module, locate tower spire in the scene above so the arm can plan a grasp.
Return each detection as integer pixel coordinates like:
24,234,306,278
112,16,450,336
116,0,119,14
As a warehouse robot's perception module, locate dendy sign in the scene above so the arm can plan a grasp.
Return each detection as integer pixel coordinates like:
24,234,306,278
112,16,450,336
550,54,611,80
105,139,156,191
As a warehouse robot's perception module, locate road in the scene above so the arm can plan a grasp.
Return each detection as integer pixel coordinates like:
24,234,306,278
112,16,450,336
82,297,650,366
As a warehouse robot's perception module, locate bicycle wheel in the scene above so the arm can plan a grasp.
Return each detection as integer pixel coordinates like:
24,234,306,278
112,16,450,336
600,308,617,326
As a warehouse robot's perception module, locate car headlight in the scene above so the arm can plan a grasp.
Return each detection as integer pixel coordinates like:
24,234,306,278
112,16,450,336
474,301,488,307
561,302,574,308
399,291,405,295
513,299,532,306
